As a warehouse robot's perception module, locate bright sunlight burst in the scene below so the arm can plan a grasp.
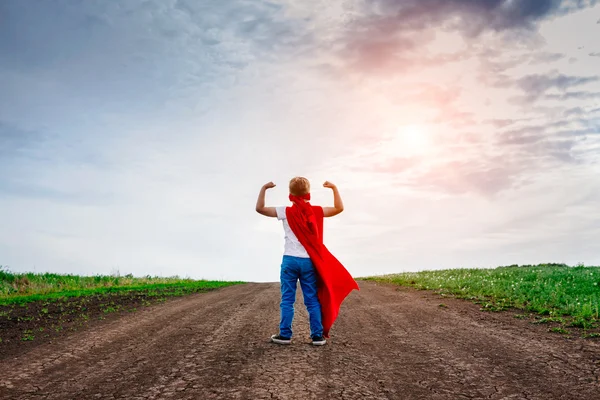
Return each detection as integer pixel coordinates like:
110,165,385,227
383,124,432,157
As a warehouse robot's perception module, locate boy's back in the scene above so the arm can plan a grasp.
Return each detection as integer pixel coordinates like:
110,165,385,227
275,206,310,258
255,177,345,345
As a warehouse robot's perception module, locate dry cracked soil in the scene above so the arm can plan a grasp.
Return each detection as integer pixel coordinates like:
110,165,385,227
0,281,599,400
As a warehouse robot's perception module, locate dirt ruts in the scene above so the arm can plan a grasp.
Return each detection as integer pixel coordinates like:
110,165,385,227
0,281,598,399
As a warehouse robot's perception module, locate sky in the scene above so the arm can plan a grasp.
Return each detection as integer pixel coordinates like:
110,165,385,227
1,0,599,282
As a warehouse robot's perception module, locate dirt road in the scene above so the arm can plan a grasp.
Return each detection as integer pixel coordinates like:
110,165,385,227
0,281,598,399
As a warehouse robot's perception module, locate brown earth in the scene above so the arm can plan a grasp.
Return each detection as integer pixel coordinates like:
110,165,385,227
0,281,599,400
0,287,216,360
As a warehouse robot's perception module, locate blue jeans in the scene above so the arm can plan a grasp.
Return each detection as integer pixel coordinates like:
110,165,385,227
279,255,323,338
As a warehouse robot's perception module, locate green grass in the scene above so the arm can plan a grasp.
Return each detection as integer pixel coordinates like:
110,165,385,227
548,327,570,335
365,263,600,323
0,266,243,305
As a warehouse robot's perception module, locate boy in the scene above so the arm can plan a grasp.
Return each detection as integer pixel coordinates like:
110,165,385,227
255,177,349,346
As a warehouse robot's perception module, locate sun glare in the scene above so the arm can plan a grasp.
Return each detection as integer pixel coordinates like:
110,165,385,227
387,124,432,156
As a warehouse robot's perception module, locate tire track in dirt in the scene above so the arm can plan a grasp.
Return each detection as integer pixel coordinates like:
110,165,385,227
0,281,598,400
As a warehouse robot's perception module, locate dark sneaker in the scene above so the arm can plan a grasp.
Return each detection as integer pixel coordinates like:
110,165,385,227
311,336,326,346
270,334,291,345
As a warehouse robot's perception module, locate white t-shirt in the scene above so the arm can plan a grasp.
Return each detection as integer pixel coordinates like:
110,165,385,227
276,206,311,258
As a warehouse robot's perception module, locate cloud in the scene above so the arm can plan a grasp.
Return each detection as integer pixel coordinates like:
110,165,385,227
476,48,569,89
516,72,598,96
559,107,600,119
357,0,577,34
2,0,600,279
406,158,523,196
529,52,566,63
339,0,597,74
486,119,523,128
497,126,577,159
564,107,586,116
332,0,600,200
173,0,313,54
563,107,600,117
502,72,600,104
0,0,315,124
497,126,547,145
545,91,600,100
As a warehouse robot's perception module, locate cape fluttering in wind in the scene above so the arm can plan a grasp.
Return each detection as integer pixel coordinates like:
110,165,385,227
285,193,359,338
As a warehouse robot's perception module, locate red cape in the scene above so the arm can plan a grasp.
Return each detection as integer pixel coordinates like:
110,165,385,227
285,195,359,338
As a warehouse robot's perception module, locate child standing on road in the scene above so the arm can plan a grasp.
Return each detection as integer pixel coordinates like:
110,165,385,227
255,177,358,346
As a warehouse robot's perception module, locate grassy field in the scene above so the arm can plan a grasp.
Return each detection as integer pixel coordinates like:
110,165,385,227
0,267,244,353
366,263,600,336
0,266,243,305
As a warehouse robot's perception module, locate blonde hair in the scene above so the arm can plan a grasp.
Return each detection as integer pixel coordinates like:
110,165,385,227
289,177,310,196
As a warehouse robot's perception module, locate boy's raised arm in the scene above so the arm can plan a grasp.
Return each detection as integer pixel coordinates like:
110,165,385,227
255,182,278,217
322,181,344,217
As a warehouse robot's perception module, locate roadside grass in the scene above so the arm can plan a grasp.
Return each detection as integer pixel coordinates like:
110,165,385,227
365,263,600,337
0,266,242,305
0,267,244,355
